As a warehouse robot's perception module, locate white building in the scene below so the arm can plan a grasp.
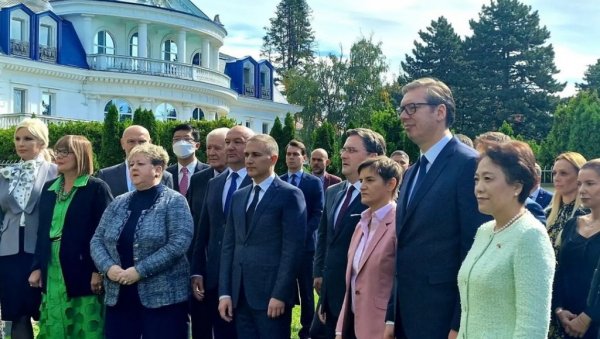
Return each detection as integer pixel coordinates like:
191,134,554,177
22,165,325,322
0,0,299,132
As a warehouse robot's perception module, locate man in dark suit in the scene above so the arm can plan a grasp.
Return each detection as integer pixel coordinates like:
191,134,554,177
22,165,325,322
313,128,386,338
190,125,255,339
531,163,553,209
385,78,488,339
186,127,230,339
310,148,342,191
97,125,173,196
166,124,209,196
280,140,324,339
219,134,306,338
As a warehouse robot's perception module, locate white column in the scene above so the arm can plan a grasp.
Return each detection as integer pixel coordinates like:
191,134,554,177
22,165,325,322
142,98,153,110
82,15,93,54
138,22,148,58
201,39,210,68
177,30,186,63
210,43,219,70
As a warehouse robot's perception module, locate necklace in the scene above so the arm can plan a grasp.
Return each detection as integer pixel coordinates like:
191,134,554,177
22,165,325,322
56,179,75,202
493,210,526,234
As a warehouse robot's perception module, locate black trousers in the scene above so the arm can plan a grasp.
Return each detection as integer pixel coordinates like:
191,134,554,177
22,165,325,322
235,289,292,339
297,250,315,339
191,287,237,339
105,300,188,339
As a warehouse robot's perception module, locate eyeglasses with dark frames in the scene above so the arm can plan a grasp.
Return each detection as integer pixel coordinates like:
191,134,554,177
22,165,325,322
396,102,438,116
54,149,73,158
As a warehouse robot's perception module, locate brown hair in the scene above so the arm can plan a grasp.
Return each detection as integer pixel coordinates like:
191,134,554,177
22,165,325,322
358,156,403,199
53,135,94,175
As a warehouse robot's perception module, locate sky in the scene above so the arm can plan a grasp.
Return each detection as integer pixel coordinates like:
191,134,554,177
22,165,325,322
195,0,600,97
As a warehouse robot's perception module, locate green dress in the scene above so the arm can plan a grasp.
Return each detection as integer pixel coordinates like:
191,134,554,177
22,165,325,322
37,175,104,339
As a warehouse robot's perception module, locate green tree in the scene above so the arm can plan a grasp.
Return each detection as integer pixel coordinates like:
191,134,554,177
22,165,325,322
576,58,600,92
498,120,515,138
269,116,294,174
132,108,158,143
539,91,600,165
261,0,315,74
464,0,564,140
100,104,124,168
311,121,335,156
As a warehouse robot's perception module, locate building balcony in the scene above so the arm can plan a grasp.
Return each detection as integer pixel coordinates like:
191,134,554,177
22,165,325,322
87,54,231,88
260,88,271,100
39,46,57,63
0,113,88,129
10,40,30,58
243,84,255,97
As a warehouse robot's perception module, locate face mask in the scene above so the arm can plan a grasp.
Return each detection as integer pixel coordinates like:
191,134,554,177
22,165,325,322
173,140,196,158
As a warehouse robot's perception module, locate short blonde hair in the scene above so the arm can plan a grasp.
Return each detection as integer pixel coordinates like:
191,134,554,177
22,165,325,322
247,134,279,156
15,118,51,161
54,135,94,176
128,143,169,168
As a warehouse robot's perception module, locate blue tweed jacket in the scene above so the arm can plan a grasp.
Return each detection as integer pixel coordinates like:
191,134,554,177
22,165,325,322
90,186,193,308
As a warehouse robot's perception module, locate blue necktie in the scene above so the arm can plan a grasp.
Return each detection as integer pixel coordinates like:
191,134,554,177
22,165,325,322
408,155,429,203
223,172,239,214
290,173,298,187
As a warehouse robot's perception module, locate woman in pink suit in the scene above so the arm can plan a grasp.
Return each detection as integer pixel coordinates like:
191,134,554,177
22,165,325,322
335,156,401,339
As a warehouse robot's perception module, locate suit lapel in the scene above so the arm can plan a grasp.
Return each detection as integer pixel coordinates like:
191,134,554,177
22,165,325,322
329,183,347,230
398,165,417,217
25,161,51,213
118,163,129,194
402,139,458,225
357,207,394,273
244,178,278,240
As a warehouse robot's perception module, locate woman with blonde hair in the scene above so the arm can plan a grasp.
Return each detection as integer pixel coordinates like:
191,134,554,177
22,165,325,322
547,152,589,339
0,118,57,339
29,135,113,338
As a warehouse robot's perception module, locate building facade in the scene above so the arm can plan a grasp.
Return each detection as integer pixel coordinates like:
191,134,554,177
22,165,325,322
0,0,299,132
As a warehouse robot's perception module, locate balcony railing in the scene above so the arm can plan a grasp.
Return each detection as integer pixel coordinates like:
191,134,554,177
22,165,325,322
87,54,231,88
261,88,271,100
243,84,255,97
0,113,88,129
10,39,30,58
39,46,57,63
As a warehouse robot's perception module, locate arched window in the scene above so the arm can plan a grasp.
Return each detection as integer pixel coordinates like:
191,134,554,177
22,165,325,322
192,52,201,66
104,99,132,121
155,103,177,121
129,33,138,57
162,40,177,62
192,107,205,120
94,30,115,54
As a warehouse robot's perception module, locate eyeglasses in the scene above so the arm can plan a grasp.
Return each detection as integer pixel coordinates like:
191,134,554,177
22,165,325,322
54,149,73,158
172,138,196,144
396,103,437,116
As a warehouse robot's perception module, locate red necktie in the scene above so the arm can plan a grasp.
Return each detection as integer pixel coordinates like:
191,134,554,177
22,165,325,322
179,167,189,196
334,185,355,230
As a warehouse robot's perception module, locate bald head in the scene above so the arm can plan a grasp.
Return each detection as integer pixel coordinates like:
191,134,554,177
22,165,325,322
311,148,331,176
121,125,151,157
225,125,256,170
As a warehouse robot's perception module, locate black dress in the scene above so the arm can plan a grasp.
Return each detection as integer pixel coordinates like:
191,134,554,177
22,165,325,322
554,217,600,339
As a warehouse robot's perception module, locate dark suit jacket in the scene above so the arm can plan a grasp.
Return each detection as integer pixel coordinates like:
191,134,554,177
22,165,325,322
313,181,367,318
219,176,306,309
534,187,553,209
191,169,252,291
525,198,547,226
280,172,324,251
185,167,217,260
96,162,173,197
166,160,209,193
34,176,113,297
387,137,489,338
323,172,342,191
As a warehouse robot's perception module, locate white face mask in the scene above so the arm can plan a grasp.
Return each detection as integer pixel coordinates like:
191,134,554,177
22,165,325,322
172,140,196,159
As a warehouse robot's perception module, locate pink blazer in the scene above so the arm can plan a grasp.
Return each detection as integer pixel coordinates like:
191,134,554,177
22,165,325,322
335,204,396,338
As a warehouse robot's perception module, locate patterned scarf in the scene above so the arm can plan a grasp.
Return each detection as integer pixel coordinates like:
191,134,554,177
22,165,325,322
0,160,39,211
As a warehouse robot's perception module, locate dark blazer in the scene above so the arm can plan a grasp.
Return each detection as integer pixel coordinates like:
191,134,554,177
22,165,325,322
280,172,324,251
34,176,113,297
525,198,547,226
166,161,209,193
534,187,553,209
387,137,489,338
313,181,367,318
323,172,342,191
187,167,217,222
191,169,252,290
96,162,174,197
219,176,306,309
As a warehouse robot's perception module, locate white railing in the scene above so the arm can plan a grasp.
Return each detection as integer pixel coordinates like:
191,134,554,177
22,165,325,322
0,113,88,129
87,54,231,88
